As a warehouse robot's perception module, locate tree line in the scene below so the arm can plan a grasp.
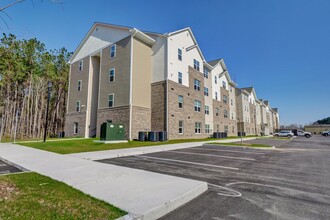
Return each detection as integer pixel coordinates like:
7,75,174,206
0,33,71,141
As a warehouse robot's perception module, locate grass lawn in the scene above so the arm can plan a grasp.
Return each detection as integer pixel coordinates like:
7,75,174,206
0,172,126,220
208,142,273,148
18,136,258,154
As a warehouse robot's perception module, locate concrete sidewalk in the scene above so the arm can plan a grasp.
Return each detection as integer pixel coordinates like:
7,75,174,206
69,137,257,161
0,143,207,220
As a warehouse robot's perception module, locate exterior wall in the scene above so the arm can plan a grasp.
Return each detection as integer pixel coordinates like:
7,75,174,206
99,36,131,109
67,56,90,113
148,35,167,83
131,106,151,140
96,107,130,139
305,125,330,133
203,66,214,134
211,64,224,101
151,81,167,131
132,38,152,108
167,30,203,87
167,67,207,139
72,25,130,63
64,112,86,137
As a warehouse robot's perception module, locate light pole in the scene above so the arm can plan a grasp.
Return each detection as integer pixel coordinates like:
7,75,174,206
43,81,52,142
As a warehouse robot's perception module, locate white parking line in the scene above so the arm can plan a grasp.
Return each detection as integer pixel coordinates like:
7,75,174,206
137,155,239,170
191,147,266,155
167,151,255,161
208,183,242,197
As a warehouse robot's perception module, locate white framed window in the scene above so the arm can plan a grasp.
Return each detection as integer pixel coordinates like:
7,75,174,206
194,100,201,112
178,95,183,109
231,99,233,106
77,80,82,91
214,75,217,84
178,48,182,61
179,120,184,134
109,68,115,82
178,72,182,84
76,101,81,112
195,122,201,134
205,124,210,134
230,86,232,92
194,79,200,91
205,105,209,115
216,107,219,116
222,81,227,89
224,110,228,118
110,44,116,58
204,68,209,78
215,92,218,100
224,125,228,134
193,59,200,71
204,87,209,96
78,60,83,72
108,94,114,107
223,95,227,104
74,122,78,134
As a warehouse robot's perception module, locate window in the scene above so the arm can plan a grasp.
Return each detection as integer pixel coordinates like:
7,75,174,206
77,80,82,91
216,107,219,116
193,59,200,71
194,100,201,112
214,76,217,84
231,113,234,120
194,79,200,91
230,86,232,92
179,121,184,134
178,72,182,84
178,95,183,108
215,92,218,100
216,124,220,132
205,124,210,134
204,87,209,96
110,44,116,58
204,68,209,78
178,48,182,61
222,81,227,89
224,110,228,118
232,125,235,134
76,101,81,112
223,95,227,104
74,122,78,134
205,105,209,115
231,99,233,106
108,94,114,107
109,68,115,82
224,125,228,134
78,60,83,72
195,122,201,134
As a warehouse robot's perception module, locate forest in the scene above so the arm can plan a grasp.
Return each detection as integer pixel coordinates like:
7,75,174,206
0,33,71,141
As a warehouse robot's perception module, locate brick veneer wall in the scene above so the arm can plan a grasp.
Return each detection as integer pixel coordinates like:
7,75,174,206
64,112,86,137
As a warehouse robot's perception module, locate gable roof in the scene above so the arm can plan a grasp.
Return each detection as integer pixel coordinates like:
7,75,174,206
69,22,158,63
241,87,258,100
207,58,223,67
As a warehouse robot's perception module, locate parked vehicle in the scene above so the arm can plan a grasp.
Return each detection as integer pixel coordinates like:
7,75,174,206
274,130,294,138
321,130,330,136
297,130,312,138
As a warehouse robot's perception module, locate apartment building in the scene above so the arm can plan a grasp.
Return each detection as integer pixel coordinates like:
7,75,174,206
65,22,279,140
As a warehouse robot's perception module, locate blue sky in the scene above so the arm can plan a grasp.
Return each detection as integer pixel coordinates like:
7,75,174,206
2,0,330,125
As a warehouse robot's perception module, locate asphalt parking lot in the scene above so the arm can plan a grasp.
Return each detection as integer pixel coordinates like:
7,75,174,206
99,136,330,220
0,159,23,175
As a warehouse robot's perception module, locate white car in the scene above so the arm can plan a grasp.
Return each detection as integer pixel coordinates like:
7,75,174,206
322,130,330,136
274,130,294,138
297,130,312,138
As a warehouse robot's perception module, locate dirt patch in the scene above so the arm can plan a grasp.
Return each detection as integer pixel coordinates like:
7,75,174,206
0,180,20,201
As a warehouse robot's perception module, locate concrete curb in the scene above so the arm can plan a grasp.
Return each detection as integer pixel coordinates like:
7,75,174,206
69,137,257,161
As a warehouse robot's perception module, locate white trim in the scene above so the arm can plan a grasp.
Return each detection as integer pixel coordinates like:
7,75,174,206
166,37,169,135
77,80,82,91
78,60,83,72
73,122,78,134
98,50,103,110
109,68,115,82
129,34,135,140
110,44,116,59
85,56,93,138
76,100,81,112
108,93,114,108
66,64,72,114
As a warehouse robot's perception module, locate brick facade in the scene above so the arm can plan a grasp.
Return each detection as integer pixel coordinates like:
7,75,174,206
131,106,151,140
64,112,86,137
151,81,167,131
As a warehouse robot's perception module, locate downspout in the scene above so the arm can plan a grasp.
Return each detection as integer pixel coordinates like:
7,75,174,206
165,35,169,135
129,30,137,140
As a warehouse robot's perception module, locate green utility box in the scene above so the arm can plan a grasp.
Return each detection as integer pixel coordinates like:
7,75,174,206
100,122,125,141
